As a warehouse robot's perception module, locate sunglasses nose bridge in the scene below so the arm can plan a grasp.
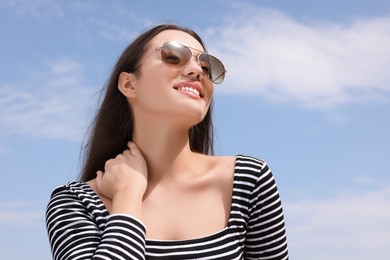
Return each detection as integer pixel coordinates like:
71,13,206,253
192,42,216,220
182,51,201,67
181,54,204,80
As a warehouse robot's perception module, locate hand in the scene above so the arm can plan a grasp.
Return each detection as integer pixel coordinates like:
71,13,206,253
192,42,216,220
96,142,148,206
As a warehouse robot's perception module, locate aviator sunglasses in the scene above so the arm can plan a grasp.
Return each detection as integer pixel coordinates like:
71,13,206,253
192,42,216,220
135,41,226,84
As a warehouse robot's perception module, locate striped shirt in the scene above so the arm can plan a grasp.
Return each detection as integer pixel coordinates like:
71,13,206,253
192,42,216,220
46,155,288,259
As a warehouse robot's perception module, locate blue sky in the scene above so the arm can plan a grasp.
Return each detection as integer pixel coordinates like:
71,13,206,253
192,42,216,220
1,0,389,259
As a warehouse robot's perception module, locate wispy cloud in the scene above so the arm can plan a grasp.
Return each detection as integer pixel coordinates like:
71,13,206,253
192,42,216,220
205,5,390,109
5,1,390,111
1,0,147,42
0,210,42,226
285,183,390,260
1,0,66,20
0,58,95,141
0,200,42,226
2,1,389,143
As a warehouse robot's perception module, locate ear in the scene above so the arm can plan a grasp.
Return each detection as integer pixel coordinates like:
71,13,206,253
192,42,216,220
118,72,137,99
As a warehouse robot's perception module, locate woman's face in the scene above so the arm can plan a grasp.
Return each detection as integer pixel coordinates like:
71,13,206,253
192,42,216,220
128,30,214,128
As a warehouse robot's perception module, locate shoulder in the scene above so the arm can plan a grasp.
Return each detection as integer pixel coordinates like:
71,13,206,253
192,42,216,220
201,154,270,179
204,154,236,179
49,181,92,198
234,154,275,191
201,154,271,184
47,181,102,210
235,154,270,176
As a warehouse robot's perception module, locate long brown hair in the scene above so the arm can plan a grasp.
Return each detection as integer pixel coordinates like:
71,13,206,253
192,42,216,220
79,24,214,182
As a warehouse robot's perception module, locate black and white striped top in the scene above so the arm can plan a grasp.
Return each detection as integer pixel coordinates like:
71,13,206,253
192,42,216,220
46,155,288,259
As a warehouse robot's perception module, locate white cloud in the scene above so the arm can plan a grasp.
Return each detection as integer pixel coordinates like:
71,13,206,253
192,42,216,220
2,2,389,142
87,16,139,42
0,58,95,141
205,5,390,109
2,0,65,20
1,0,147,42
4,1,390,111
0,210,42,226
0,200,42,226
284,184,390,260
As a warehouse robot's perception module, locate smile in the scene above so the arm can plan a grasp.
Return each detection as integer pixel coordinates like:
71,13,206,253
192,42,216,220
176,86,200,97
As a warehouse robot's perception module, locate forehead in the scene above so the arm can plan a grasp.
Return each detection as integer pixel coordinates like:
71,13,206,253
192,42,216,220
148,30,205,52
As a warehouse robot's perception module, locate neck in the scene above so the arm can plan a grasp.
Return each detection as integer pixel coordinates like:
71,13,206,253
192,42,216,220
132,119,201,184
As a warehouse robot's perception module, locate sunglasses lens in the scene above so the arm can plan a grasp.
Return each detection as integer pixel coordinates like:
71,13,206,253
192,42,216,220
199,54,226,84
161,42,191,66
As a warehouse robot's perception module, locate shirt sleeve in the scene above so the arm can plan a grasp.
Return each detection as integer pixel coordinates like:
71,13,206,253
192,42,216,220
45,186,146,260
244,160,289,260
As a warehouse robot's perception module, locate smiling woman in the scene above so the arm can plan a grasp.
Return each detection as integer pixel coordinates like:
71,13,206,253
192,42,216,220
45,24,289,260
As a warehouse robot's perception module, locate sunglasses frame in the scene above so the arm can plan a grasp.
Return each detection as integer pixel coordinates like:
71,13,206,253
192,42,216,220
134,41,226,84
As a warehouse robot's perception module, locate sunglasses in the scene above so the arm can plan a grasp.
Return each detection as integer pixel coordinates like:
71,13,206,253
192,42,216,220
136,41,226,84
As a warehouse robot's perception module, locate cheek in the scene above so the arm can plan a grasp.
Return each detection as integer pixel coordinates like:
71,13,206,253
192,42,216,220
135,67,176,102
141,68,162,85
140,65,178,87
203,81,214,100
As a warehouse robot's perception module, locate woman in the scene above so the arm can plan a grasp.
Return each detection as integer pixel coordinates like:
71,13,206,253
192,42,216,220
46,24,289,259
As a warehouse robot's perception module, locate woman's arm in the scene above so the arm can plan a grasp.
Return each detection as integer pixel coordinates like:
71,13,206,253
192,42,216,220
244,159,289,260
45,186,146,260
46,142,148,260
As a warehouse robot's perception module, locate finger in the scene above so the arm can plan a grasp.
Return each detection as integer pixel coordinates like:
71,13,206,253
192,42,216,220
123,149,131,156
127,141,140,155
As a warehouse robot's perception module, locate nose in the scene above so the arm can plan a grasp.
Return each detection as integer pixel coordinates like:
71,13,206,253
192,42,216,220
182,54,204,81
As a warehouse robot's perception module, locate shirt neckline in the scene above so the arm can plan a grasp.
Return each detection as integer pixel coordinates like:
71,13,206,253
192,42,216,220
78,155,241,244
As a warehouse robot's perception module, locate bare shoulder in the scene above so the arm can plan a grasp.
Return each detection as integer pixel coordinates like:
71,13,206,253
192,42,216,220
211,155,236,171
200,154,237,184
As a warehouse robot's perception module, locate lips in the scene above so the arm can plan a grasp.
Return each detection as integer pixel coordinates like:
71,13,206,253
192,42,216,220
174,81,203,98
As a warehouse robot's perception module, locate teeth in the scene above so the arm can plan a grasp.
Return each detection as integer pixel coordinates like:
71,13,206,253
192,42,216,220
177,86,200,96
